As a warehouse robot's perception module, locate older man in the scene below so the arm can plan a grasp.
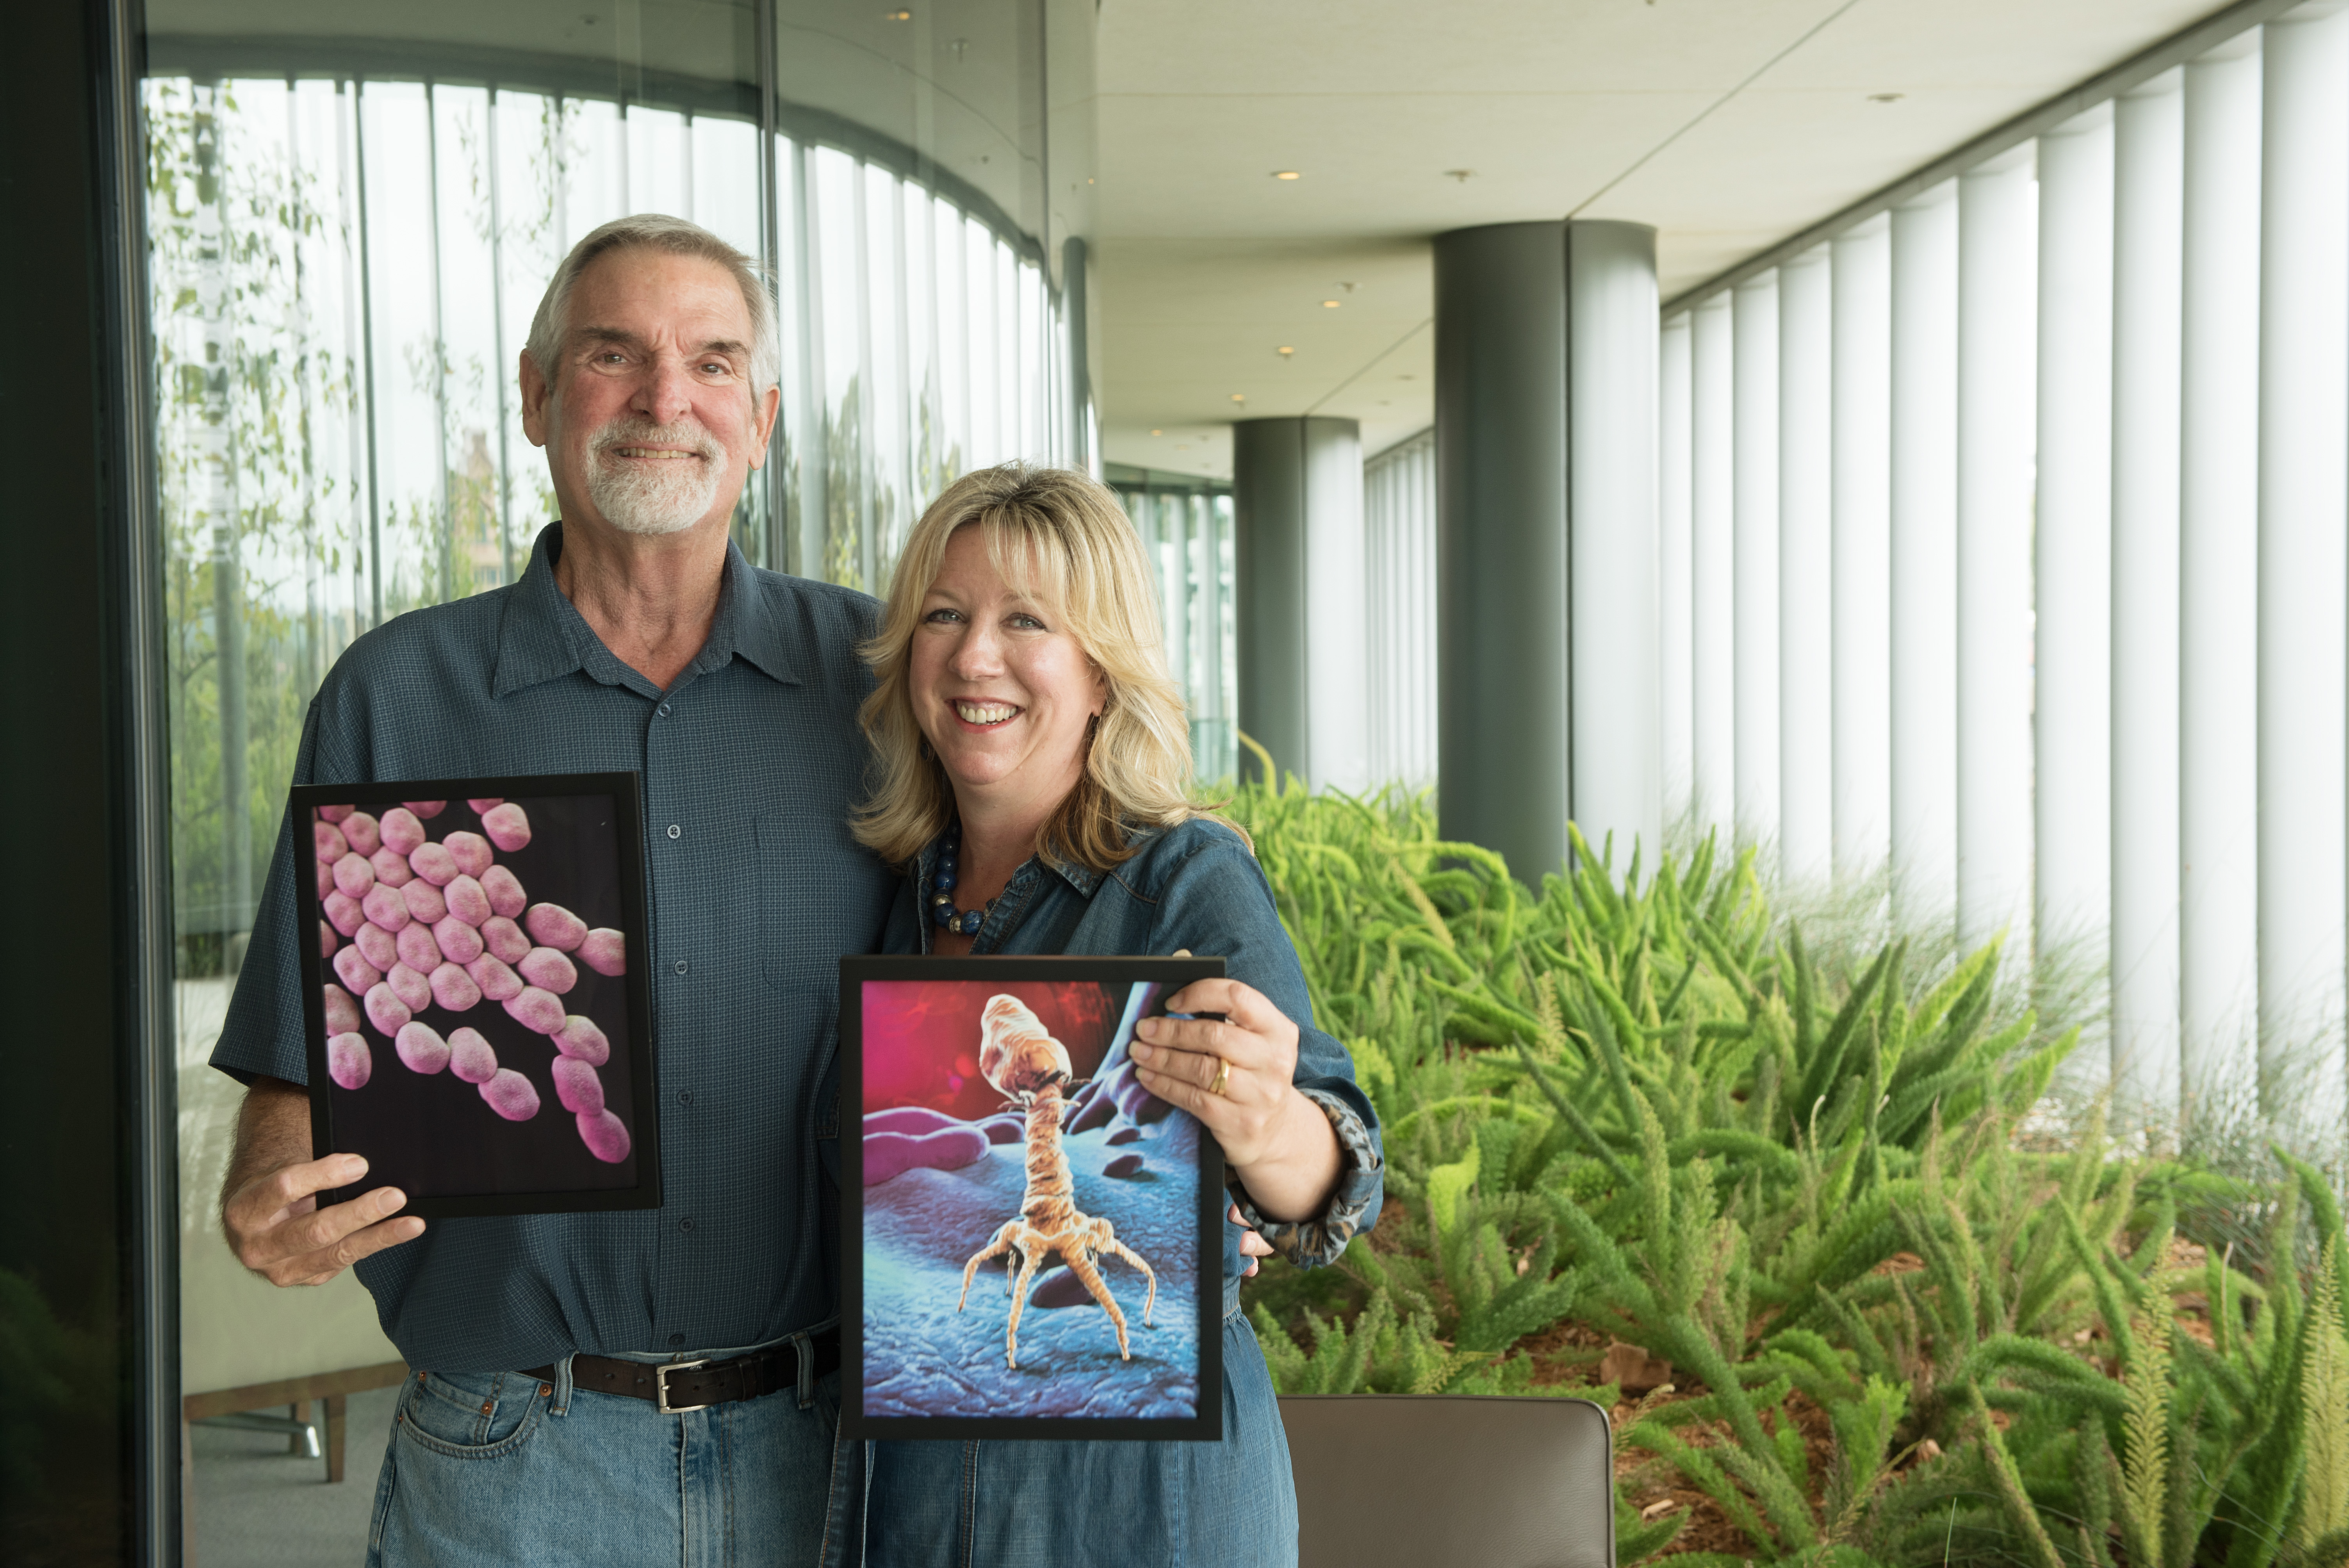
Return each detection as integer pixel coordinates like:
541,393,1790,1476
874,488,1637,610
212,214,892,1564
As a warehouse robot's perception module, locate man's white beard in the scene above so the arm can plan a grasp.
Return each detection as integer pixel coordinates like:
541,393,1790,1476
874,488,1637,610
583,414,727,536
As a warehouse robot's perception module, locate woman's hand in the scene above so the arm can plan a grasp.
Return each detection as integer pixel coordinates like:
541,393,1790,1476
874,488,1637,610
1233,1203,1275,1277
1128,977,1341,1222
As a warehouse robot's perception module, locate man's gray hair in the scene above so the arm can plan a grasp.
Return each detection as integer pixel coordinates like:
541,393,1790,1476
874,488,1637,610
526,214,780,395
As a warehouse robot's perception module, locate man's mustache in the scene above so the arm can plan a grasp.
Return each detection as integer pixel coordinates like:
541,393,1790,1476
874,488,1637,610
590,418,725,463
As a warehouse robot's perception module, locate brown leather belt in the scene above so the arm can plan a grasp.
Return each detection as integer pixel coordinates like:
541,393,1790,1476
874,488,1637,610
523,1329,840,1414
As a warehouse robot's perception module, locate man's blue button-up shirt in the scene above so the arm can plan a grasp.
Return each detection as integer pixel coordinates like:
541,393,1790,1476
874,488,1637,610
210,523,898,1373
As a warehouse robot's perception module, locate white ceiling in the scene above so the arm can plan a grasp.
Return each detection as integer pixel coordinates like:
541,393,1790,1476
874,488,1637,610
1091,0,2228,476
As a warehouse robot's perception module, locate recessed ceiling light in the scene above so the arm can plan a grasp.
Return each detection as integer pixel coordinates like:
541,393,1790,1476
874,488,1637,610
1322,299,1340,308
1398,374,1415,381
885,8,911,18
1272,170,1301,180
1277,346,1294,358
1868,92,1903,103
1444,169,1475,183
1230,393,1247,402
1150,428,1162,436
1176,444,1190,450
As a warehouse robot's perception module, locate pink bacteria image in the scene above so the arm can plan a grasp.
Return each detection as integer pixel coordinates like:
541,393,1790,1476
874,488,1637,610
409,842,459,887
525,903,586,952
354,922,398,973
444,830,494,878
432,911,481,962
333,946,383,997
323,984,362,1036
480,1069,540,1121
503,985,567,1035
378,807,426,856
332,852,376,899
480,865,526,919
396,1021,451,1075
341,811,383,857
519,946,578,995
308,790,640,1190
447,1027,498,1084
361,882,411,932
394,921,442,975
370,845,415,888
444,875,491,927
385,962,433,1014
465,952,524,1001
482,802,532,853
551,1057,605,1116
577,1109,631,1164
364,982,411,1036
578,928,626,978
402,879,448,925
327,1032,371,1090
553,1015,610,1066
323,890,365,938
430,961,482,1013
433,915,486,966
480,916,530,965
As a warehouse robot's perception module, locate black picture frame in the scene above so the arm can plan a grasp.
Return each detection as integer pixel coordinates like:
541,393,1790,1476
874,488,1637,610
292,773,660,1219
841,955,1227,1442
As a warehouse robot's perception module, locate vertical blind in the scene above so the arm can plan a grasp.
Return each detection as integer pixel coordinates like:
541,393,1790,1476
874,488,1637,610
1657,6,2349,1132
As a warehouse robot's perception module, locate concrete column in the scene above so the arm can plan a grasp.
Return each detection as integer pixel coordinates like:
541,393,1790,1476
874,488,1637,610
1435,220,1661,884
1436,222,1570,880
1566,219,1661,872
1232,416,1369,792
1659,314,1694,826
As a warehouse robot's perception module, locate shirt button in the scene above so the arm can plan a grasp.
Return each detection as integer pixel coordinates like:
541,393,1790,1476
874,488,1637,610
658,702,672,717
678,1089,694,1105
678,1218,695,1232
674,959,690,975
667,1332,686,1348
667,823,681,840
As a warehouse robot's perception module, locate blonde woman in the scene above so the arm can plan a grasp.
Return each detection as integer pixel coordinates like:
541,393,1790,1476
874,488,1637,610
829,465,1383,1567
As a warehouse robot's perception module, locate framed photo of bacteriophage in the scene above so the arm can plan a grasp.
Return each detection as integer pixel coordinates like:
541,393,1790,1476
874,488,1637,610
291,774,658,1219
840,956,1225,1442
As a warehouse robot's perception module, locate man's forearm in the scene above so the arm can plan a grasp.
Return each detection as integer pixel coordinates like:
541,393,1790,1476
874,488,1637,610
221,1075,313,1236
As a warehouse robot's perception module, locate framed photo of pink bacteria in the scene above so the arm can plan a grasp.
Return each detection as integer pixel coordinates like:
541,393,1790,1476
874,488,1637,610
292,773,659,1219
839,956,1224,1443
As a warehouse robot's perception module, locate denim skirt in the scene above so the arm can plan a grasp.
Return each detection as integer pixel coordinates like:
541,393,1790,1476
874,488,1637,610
837,1304,1298,1568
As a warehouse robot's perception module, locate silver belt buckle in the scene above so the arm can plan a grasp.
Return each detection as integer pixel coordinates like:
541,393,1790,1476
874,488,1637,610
655,1358,711,1415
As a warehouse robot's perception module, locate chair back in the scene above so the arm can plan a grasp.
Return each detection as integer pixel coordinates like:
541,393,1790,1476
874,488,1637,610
1279,1394,1613,1568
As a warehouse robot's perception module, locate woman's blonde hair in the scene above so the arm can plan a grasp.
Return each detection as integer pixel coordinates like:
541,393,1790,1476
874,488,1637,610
853,463,1208,871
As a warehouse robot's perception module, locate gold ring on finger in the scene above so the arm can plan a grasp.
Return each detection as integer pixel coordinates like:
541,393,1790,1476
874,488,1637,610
1210,1057,1231,1096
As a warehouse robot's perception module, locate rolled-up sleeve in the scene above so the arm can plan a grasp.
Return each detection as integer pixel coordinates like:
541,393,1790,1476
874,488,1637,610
1144,824,1386,1267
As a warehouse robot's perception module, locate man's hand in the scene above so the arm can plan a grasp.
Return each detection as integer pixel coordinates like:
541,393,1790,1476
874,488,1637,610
220,1076,425,1287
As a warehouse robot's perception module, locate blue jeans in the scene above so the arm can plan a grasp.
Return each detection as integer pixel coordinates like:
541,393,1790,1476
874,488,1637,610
368,1334,842,1567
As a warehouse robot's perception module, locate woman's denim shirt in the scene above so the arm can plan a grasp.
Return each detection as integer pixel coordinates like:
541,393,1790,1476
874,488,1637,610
867,816,1384,1311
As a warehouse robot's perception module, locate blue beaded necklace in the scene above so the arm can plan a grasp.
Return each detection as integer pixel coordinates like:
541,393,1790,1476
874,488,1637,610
927,822,993,936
